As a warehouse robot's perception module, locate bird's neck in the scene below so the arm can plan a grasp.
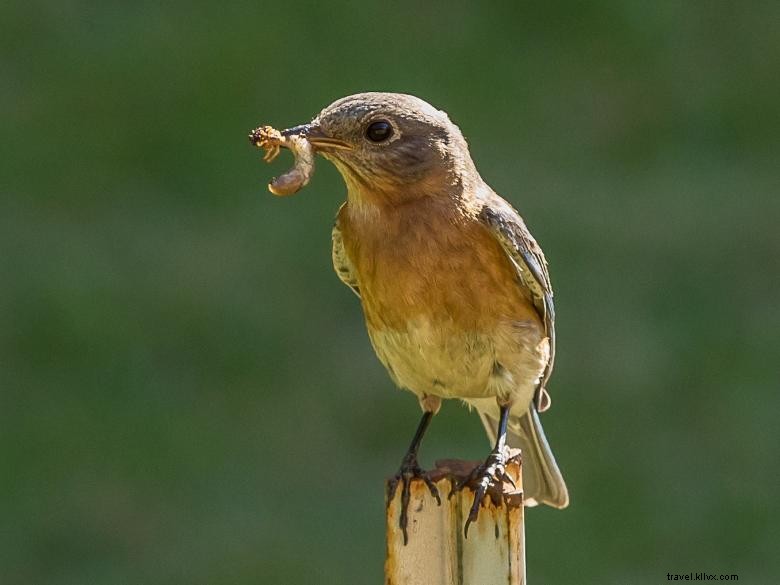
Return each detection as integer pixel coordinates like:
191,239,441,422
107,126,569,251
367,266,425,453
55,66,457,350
343,175,487,231
342,165,484,219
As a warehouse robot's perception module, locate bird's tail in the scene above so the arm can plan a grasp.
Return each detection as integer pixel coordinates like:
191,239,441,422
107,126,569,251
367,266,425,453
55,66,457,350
478,406,569,508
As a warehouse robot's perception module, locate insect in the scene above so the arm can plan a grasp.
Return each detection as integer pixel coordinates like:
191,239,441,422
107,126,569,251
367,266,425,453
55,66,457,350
249,125,315,196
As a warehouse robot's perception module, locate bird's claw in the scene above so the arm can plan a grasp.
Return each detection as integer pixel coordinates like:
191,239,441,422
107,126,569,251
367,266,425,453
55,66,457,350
387,456,441,545
458,447,511,538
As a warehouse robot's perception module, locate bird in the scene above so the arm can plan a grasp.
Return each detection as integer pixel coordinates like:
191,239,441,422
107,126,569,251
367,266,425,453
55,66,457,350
272,92,568,541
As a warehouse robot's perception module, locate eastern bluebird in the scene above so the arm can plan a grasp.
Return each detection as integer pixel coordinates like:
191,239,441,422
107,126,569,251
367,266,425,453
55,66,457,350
252,92,569,541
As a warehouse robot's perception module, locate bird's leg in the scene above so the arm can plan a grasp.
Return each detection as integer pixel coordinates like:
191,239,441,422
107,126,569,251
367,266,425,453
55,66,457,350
387,409,441,545
462,403,514,537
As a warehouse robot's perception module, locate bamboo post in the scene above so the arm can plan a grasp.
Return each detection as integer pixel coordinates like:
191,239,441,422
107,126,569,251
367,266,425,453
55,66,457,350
385,453,525,585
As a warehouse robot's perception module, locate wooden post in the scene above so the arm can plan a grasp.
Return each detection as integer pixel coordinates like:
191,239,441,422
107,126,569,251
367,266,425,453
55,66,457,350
385,454,525,585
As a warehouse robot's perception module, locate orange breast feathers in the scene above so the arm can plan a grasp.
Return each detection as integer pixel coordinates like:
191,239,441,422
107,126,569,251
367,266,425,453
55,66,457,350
337,198,542,334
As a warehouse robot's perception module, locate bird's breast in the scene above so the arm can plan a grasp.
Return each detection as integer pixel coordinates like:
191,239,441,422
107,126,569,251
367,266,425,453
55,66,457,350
338,198,547,400
341,200,537,330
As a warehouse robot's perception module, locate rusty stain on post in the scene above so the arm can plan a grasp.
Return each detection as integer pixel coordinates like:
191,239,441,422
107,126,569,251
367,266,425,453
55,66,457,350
385,454,525,585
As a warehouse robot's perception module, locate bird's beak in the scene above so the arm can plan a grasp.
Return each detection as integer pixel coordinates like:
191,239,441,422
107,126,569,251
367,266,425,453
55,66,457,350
281,123,353,152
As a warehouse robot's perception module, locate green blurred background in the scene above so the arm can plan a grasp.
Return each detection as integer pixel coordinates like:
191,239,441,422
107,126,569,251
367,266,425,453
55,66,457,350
2,1,778,583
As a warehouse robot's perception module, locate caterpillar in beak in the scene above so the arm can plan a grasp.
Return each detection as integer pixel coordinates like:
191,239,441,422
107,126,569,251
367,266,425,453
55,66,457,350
249,125,315,196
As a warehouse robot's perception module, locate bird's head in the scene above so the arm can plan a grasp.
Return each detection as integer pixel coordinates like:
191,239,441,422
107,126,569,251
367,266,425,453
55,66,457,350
282,92,479,205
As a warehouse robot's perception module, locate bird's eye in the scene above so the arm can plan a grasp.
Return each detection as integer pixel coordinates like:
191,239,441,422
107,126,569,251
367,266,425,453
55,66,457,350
365,120,393,143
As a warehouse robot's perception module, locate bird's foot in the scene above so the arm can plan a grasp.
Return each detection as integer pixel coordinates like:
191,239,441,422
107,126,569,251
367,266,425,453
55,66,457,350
456,445,515,537
387,454,441,545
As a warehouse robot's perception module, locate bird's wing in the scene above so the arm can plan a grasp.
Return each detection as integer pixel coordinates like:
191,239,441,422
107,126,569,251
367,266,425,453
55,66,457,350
479,196,555,412
332,214,361,299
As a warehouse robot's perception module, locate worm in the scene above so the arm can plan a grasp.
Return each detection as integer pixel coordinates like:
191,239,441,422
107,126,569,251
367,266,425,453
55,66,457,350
249,125,315,196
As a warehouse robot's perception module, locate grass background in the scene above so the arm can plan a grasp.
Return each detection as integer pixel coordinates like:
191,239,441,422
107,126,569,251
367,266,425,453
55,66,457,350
2,1,778,583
